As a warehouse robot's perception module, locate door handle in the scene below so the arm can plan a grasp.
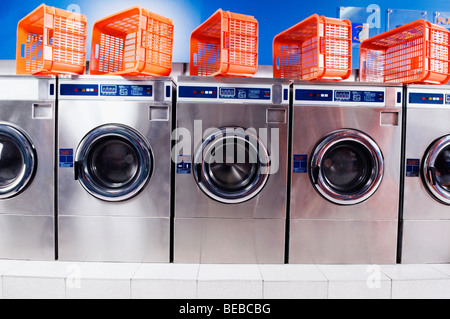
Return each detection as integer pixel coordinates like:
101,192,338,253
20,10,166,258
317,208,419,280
311,166,320,185
196,164,203,183
74,161,81,181
428,166,437,186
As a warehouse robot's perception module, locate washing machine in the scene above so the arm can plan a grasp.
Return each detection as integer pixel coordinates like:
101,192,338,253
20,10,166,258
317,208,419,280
58,76,173,263
290,82,403,264
0,76,56,260
401,85,450,263
174,76,290,264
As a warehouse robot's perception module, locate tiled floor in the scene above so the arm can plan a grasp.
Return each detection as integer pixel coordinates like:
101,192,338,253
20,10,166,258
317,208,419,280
1,260,450,299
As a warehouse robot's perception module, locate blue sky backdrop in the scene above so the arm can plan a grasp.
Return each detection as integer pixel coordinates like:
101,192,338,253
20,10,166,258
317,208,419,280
3,0,450,65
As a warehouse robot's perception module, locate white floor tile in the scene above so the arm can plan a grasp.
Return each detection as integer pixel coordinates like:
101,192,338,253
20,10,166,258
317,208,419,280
132,264,199,299
381,264,450,280
0,260,25,299
260,265,328,299
318,265,391,299
391,280,450,299
198,265,263,299
3,277,65,299
67,279,131,299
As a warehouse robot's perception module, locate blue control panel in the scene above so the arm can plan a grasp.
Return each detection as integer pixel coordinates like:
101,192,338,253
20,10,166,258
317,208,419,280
295,89,333,102
409,93,444,105
179,86,218,98
219,87,271,100
178,86,271,100
60,84,99,96
100,85,153,97
334,90,384,103
295,89,384,103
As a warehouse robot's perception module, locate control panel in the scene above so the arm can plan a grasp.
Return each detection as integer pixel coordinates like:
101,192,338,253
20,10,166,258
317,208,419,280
60,84,99,96
295,88,385,103
178,86,218,99
178,86,271,101
295,89,333,102
409,92,446,105
100,85,153,97
60,84,154,97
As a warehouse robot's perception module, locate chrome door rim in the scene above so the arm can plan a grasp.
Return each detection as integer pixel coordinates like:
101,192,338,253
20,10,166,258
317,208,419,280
194,128,270,204
310,129,384,206
0,124,36,199
423,135,450,205
76,124,152,202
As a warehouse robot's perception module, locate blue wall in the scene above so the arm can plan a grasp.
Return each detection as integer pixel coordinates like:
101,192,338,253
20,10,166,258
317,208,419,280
2,0,450,65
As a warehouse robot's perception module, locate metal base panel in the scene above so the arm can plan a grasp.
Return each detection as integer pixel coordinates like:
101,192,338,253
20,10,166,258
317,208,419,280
290,220,398,264
402,221,450,264
174,218,286,264
0,215,54,261
58,216,170,263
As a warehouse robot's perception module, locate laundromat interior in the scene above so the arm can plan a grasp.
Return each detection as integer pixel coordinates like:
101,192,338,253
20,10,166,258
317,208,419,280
2,0,450,301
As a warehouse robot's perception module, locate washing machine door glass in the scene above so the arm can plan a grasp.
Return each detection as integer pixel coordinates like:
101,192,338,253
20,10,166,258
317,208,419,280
194,128,270,204
0,124,36,199
310,129,384,205
76,125,152,202
423,135,450,205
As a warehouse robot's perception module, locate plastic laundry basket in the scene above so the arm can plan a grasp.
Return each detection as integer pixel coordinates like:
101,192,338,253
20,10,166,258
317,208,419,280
16,4,87,75
360,20,450,85
90,6,174,76
190,9,258,77
273,14,352,81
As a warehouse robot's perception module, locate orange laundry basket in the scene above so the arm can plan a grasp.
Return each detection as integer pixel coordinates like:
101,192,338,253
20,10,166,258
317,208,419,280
16,4,87,75
190,9,258,77
90,6,174,76
360,20,450,85
273,15,352,81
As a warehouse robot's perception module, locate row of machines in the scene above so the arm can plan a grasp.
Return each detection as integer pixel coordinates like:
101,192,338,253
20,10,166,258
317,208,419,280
0,75,448,264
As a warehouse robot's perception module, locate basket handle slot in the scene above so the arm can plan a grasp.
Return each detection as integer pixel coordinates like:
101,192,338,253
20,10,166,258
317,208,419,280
21,44,26,59
193,53,198,67
276,57,280,70
95,44,100,60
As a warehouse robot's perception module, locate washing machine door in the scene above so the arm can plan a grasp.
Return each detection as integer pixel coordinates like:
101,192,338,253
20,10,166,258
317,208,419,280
194,127,270,204
310,129,384,206
0,124,36,199
423,135,450,205
75,124,152,202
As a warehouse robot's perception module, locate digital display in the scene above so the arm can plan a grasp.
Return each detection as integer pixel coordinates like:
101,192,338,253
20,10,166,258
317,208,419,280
335,91,351,100
220,88,236,98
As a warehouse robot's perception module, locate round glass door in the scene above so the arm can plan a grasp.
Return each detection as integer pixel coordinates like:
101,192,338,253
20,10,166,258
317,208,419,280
194,127,270,204
423,135,450,205
0,124,36,199
310,129,384,205
75,124,153,202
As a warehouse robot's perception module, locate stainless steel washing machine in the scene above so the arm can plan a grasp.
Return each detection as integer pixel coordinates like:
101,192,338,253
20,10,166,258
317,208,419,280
290,82,403,264
58,76,173,263
401,85,450,263
174,76,290,264
0,76,56,260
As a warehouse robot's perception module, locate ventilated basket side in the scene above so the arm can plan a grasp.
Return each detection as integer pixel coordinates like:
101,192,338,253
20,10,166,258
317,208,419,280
190,9,258,77
91,6,174,76
217,11,258,77
90,7,144,75
317,17,352,80
360,20,450,84
141,10,174,76
190,10,226,76
273,15,322,80
16,4,87,75
425,23,450,84
273,15,351,81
